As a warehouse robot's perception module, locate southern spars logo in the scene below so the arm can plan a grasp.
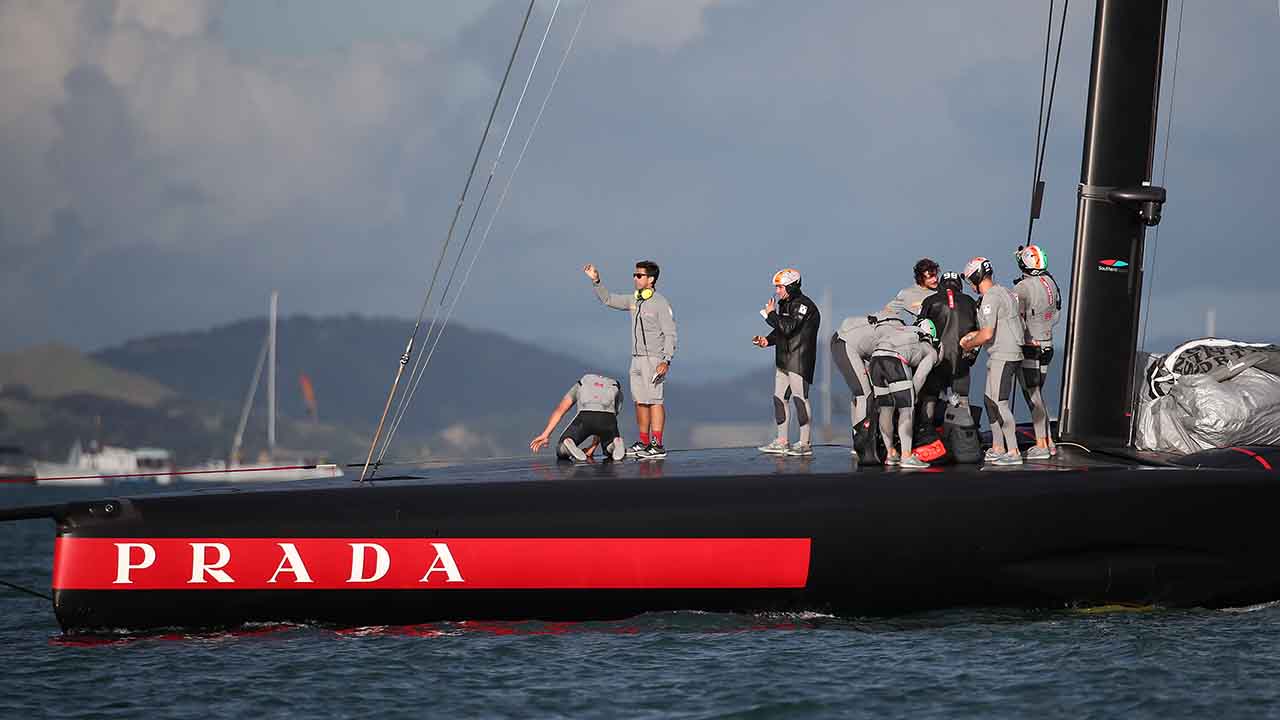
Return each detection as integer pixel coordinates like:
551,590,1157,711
1097,258,1130,273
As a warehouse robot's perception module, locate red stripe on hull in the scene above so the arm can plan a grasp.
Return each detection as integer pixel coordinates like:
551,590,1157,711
53,538,811,591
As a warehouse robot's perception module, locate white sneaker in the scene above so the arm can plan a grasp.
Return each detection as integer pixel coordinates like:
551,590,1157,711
608,438,627,462
561,438,588,463
992,451,1024,466
1024,446,1051,460
758,439,790,454
983,448,1003,462
900,454,929,469
786,442,813,457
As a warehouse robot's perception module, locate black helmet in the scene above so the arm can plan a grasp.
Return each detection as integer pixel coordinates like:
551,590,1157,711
938,271,963,291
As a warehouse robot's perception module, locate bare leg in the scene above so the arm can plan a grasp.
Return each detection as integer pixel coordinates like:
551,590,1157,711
635,403,651,436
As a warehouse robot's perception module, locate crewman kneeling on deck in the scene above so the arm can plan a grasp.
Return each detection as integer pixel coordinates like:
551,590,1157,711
754,268,821,457
831,311,904,464
870,319,939,468
1013,244,1062,459
530,374,627,463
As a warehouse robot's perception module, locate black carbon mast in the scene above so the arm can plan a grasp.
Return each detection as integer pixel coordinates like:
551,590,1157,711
1058,0,1170,447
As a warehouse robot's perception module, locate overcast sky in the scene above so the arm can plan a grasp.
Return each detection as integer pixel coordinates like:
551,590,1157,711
2,0,1277,378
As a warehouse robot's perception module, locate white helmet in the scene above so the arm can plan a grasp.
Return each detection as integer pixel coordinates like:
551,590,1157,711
963,257,993,288
1016,245,1048,275
772,268,801,287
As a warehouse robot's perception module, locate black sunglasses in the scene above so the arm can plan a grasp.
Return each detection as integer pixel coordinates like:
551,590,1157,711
633,273,649,278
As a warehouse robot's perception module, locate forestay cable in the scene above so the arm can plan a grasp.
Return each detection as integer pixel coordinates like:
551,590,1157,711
359,0,539,482
1139,0,1185,352
1025,0,1070,245
376,0,591,464
378,0,565,465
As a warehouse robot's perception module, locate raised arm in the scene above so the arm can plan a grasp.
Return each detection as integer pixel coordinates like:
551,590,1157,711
585,263,632,310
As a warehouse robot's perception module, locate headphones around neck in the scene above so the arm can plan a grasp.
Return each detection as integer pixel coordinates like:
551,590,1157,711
635,288,654,301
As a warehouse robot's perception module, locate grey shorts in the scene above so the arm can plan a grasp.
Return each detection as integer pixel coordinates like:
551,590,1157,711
630,355,665,405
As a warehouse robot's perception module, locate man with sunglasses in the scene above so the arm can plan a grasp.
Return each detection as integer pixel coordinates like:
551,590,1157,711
585,260,677,459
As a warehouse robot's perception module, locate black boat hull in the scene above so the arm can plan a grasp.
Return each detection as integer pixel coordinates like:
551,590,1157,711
49,448,1280,632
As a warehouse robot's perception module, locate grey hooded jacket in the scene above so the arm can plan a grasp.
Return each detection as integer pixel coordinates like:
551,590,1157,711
593,284,678,362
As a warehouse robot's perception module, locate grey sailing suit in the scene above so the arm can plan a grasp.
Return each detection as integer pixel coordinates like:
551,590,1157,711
594,284,677,405
883,284,934,322
557,374,623,459
978,284,1025,455
869,325,937,459
831,314,904,427
1014,273,1062,444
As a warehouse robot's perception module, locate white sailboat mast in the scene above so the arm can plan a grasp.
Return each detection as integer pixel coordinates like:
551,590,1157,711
268,291,278,455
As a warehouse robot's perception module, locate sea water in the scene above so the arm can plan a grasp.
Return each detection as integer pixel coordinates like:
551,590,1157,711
4,484,1280,719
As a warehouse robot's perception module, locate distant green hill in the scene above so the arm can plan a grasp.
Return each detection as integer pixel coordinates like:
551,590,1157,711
0,343,174,407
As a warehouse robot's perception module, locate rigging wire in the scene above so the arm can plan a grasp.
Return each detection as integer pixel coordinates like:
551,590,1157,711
0,578,51,602
359,0,539,483
377,0,591,464
377,0,567,463
1025,0,1070,245
1139,0,1185,353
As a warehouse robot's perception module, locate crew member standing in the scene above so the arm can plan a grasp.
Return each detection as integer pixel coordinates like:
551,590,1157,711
959,257,1026,466
831,311,904,463
754,268,821,457
585,260,677,459
1013,245,1062,459
869,320,938,469
918,271,980,423
883,258,941,321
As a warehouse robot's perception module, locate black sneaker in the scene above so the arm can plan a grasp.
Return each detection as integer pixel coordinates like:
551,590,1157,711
626,441,648,457
641,442,667,460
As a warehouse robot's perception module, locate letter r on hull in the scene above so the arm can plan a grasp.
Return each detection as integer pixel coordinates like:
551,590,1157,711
189,542,234,584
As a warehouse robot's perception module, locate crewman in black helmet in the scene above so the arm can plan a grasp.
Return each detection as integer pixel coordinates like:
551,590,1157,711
754,268,821,457
918,271,980,423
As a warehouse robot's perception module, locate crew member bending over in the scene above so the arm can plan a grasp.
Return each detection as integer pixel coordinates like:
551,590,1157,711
869,319,938,469
959,257,1027,466
831,311,904,463
530,374,627,463
1013,244,1062,459
754,268,821,457
585,260,677,460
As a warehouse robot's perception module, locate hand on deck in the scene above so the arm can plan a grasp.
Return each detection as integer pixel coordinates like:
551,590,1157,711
530,433,551,453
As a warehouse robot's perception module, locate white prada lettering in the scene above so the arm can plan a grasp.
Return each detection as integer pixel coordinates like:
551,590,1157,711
348,543,390,583
189,542,234,584
419,542,464,583
113,542,156,584
267,543,314,584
